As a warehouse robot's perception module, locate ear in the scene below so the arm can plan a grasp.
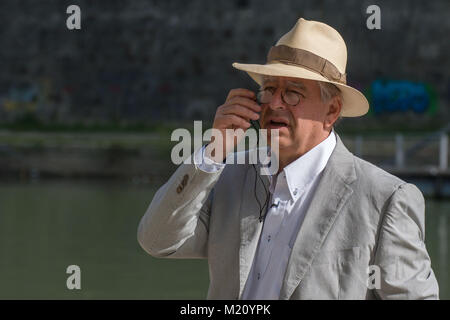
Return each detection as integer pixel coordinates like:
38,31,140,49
324,96,342,130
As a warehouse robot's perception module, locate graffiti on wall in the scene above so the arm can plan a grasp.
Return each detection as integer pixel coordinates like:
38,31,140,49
0,78,55,117
368,79,437,115
2,84,40,112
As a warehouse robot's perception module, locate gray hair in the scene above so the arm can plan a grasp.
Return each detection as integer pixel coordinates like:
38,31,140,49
318,81,342,103
318,81,344,125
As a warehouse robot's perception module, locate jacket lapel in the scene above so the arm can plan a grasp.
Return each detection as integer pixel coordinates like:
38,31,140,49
238,163,270,299
279,134,357,299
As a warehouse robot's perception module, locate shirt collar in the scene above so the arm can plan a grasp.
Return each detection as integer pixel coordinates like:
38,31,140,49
269,129,337,201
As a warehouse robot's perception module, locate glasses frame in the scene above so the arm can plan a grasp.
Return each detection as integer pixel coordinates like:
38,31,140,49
257,86,303,107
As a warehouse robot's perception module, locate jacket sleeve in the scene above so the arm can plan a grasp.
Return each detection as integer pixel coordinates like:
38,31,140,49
373,183,439,299
137,155,225,259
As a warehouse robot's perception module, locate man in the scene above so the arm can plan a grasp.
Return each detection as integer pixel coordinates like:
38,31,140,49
137,18,439,299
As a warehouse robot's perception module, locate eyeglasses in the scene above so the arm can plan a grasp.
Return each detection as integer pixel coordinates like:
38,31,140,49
257,86,303,106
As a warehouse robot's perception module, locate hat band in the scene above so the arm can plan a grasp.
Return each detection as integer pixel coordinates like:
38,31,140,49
267,45,347,84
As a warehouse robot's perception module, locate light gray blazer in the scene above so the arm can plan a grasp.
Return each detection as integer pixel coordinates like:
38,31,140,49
137,133,439,299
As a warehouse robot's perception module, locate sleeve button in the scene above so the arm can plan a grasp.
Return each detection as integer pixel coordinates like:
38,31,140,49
182,174,189,186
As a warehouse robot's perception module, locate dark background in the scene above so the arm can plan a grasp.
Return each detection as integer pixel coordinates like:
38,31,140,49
0,0,448,131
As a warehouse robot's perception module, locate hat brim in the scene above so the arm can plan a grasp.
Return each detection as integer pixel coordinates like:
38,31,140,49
232,62,369,117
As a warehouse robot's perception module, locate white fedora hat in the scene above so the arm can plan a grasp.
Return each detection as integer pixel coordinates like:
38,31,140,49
232,18,369,117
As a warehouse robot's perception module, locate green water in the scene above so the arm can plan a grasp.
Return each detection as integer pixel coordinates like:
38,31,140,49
0,180,448,299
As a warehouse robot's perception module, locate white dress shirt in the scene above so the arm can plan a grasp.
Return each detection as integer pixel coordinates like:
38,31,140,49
195,129,337,299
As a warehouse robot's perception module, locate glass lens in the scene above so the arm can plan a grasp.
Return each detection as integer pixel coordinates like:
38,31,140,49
283,91,300,106
258,90,272,104
258,89,300,106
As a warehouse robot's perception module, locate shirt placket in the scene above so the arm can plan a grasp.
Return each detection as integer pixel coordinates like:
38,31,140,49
254,177,290,282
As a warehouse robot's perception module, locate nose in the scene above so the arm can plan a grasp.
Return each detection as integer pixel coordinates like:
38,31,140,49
268,88,286,111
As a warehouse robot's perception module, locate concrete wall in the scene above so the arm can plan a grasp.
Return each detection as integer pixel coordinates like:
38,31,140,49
0,0,448,128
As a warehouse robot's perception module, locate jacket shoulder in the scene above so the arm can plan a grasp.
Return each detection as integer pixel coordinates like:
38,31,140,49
351,155,409,202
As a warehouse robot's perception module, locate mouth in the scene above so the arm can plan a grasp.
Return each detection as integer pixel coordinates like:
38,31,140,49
265,117,290,130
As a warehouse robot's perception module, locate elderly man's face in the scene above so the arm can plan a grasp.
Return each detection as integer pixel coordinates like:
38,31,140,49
259,76,331,155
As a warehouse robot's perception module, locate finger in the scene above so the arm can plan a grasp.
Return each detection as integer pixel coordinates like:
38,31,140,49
226,88,256,101
221,104,260,121
219,114,251,129
227,96,262,112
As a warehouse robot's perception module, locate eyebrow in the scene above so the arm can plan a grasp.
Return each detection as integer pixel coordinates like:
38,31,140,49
261,77,307,91
286,81,307,91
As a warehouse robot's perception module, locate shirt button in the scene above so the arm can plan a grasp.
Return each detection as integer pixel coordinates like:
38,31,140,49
267,235,271,242
257,272,261,280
